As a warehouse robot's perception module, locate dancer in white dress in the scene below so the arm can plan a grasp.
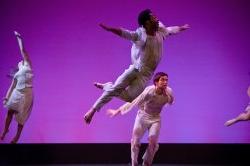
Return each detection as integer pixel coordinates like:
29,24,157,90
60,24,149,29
84,9,189,124
224,86,250,126
107,72,174,166
1,31,33,143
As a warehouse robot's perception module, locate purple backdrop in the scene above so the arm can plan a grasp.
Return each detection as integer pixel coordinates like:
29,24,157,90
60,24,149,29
0,0,250,143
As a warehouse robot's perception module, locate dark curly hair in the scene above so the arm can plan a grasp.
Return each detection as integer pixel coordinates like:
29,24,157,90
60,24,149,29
153,72,168,85
138,9,152,27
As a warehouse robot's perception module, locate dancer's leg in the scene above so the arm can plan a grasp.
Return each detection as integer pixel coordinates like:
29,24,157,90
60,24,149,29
84,65,138,124
131,115,146,166
1,110,15,140
225,111,250,126
11,124,23,144
142,122,160,166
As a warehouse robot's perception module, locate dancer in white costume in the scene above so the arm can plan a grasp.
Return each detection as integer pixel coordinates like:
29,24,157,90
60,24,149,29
84,9,189,124
1,31,33,144
107,72,174,166
224,86,250,126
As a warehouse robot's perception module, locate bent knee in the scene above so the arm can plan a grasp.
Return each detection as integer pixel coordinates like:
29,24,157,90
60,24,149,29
148,136,159,149
131,138,140,150
148,135,158,143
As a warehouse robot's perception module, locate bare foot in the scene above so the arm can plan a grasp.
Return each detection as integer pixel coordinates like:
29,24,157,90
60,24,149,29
14,31,21,37
84,109,96,124
10,137,18,144
94,82,112,90
94,82,104,89
224,119,236,126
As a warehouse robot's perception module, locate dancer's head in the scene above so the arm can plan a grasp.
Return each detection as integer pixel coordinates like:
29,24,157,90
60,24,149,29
153,72,168,89
138,9,159,30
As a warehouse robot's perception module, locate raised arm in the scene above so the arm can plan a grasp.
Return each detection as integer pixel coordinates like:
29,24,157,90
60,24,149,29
99,23,139,41
14,31,31,66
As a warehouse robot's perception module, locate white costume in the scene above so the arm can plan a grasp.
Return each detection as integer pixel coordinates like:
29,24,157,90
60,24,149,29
4,61,33,125
118,85,174,166
93,22,181,111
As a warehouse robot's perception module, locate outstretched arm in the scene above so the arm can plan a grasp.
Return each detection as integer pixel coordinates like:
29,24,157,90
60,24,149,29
106,108,122,117
166,24,190,35
179,24,190,31
14,31,31,66
99,23,122,36
99,23,139,41
106,86,152,117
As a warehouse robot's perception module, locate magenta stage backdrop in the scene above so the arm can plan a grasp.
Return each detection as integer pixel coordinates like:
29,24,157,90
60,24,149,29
0,0,250,143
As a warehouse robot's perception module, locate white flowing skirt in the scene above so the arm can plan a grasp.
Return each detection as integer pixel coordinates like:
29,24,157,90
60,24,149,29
4,88,33,125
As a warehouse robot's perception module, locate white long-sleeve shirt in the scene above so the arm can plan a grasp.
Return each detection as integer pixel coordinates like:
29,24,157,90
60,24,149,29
121,22,181,74
118,85,174,116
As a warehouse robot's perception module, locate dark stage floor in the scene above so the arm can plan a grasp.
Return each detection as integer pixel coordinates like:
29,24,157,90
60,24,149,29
12,164,246,166
0,144,248,166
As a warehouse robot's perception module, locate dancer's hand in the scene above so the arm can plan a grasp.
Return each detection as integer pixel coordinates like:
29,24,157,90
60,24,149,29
2,97,8,105
14,31,21,37
180,24,190,31
99,23,122,36
106,109,120,117
99,23,110,31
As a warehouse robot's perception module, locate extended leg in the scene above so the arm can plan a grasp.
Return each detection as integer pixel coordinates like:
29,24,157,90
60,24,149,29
11,124,23,144
84,66,138,124
131,115,146,166
225,111,250,126
142,122,160,166
1,110,15,140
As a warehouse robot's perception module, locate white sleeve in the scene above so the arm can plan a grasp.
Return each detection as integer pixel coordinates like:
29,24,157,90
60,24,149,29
166,26,181,35
158,21,168,39
166,86,174,105
119,86,152,115
121,28,139,42
158,21,182,37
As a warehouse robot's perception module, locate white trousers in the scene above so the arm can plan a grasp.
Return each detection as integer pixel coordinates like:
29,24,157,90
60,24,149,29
131,111,161,166
93,65,153,111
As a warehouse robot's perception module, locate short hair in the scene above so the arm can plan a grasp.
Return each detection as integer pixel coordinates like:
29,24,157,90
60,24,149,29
138,9,152,27
153,72,168,85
